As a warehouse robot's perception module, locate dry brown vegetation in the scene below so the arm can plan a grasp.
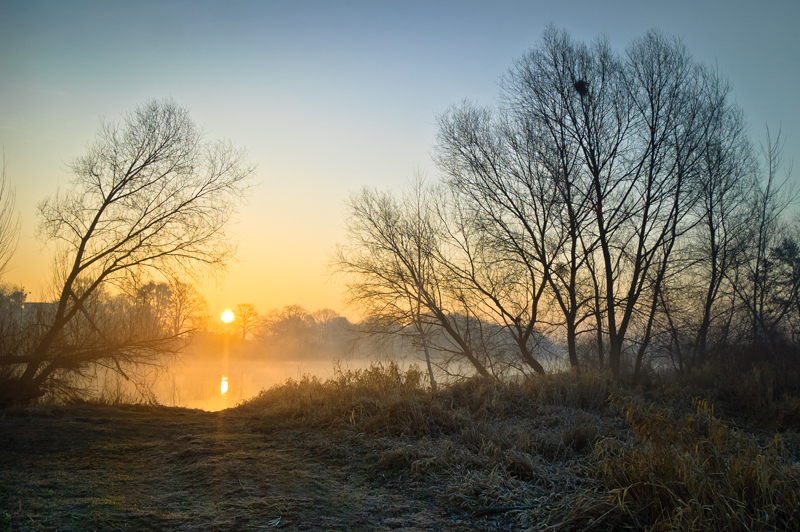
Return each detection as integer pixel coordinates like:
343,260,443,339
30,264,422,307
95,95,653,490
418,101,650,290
587,398,800,531
3,361,800,531
1,402,462,531
244,362,800,531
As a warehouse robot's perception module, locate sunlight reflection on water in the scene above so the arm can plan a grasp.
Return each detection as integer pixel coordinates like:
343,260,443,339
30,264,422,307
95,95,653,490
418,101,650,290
151,357,391,411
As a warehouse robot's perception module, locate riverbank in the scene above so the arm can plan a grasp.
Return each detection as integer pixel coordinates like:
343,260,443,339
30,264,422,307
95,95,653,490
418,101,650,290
1,403,465,531
3,364,800,531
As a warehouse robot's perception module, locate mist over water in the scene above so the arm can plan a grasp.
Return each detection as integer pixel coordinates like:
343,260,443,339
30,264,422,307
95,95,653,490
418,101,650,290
146,331,554,410
86,327,551,410
85,331,419,411
154,356,380,411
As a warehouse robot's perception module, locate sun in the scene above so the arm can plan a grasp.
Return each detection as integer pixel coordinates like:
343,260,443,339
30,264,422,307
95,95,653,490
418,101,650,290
221,309,234,323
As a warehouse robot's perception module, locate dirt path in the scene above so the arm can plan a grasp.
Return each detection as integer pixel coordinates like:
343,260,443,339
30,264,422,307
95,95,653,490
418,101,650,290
1,405,473,531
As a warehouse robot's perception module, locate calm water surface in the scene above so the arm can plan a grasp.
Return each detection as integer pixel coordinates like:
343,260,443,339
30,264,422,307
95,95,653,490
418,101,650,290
150,356,398,411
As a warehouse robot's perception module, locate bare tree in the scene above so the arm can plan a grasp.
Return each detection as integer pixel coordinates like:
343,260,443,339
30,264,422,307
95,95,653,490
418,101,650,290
501,31,601,370
0,98,253,406
436,28,753,378
433,148,552,374
729,129,796,357
436,30,629,373
310,308,344,349
311,308,338,323
234,303,260,340
681,77,757,367
623,33,719,377
0,153,20,279
130,278,208,338
134,280,173,336
333,178,491,387
167,279,209,337
257,304,314,355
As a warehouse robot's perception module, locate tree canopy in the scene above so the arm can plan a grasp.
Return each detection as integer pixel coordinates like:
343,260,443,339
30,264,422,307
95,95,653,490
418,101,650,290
0,98,254,406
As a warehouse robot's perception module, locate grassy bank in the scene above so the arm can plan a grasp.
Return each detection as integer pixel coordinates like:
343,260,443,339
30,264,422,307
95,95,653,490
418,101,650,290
3,362,800,531
243,362,800,531
1,403,464,531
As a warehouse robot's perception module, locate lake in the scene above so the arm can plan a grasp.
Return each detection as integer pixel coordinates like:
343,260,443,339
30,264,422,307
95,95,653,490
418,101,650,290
151,355,382,411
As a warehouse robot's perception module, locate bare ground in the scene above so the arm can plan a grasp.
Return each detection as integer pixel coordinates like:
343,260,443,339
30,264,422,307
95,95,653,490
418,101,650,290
0,404,478,531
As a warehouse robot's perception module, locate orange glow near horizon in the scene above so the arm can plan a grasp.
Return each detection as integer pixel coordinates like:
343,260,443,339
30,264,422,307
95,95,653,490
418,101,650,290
220,376,229,394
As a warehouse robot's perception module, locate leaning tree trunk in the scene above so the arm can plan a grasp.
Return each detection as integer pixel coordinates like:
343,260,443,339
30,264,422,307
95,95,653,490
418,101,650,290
420,334,438,393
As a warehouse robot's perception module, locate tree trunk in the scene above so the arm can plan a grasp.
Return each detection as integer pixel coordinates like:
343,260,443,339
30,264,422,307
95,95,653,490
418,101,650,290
421,334,437,393
519,346,546,375
566,320,579,369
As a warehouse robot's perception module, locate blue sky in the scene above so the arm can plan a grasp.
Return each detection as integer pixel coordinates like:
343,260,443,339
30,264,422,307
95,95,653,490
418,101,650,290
1,0,798,318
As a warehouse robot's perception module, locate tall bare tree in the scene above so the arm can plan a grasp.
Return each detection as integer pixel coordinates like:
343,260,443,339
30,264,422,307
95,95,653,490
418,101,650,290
437,28,750,377
502,31,602,369
436,29,630,372
729,129,796,357
334,178,491,386
623,32,715,377
0,98,253,406
682,77,757,366
0,153,19,279
435,107,556,373
436,191,550,375
234,303,260,340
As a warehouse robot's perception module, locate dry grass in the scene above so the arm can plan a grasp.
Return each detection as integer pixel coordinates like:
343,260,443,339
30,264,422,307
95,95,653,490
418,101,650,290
1,404,461,531
558,397,800,532
244,362,617,528
247,362,611,432
244,362,800,530
668,363,800,431
8,361,799,530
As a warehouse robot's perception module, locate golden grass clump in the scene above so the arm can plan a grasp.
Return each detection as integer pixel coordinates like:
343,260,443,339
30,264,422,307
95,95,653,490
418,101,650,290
588,396,800,531
245,361,471,437
245,363,610,440
243,362,611,526
238,364,800,530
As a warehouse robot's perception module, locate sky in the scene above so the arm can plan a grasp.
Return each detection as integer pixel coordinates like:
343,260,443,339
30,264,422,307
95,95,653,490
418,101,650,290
1,0,798,321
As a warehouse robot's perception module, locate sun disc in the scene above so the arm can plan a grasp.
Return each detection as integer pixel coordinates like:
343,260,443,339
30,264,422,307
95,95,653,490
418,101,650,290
221,310,234,323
